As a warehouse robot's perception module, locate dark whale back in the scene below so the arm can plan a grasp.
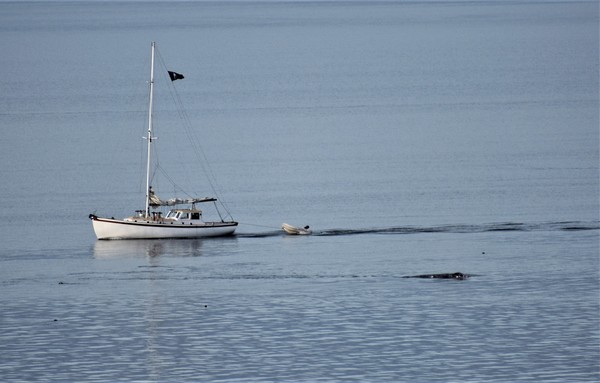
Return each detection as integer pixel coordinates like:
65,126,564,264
404,272,469,280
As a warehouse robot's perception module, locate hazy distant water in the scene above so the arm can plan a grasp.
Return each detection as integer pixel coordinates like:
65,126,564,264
0,1,598,381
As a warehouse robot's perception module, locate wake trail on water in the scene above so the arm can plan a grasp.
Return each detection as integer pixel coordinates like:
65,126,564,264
236,220,600,238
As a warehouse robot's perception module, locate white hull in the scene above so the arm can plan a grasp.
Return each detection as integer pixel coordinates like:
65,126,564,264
91,216,237,239
282,223,312,235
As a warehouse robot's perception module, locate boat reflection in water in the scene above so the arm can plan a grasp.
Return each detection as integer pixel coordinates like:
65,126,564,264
92,238,231,259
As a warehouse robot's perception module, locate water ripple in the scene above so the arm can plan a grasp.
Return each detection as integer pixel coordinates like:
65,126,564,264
235,220,600,238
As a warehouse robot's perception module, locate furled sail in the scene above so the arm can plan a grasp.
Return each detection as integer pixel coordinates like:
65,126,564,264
149,191,216,207
149,192,162,206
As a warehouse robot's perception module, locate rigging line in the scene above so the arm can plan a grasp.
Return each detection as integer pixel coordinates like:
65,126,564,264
156,164,192,198
138,69,152,195
156,57,236,222
149,123,160,188
155,50,214,186
213,201,225,222
172,87,235,218
238,222,282,229
155,48,235,219
138,121,146,194
147,108,185,197
169,78,220,195
150,163,160,189
176,92,235,218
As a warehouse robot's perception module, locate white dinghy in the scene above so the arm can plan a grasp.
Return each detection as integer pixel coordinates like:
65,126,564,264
282,223,312,235
89,42,237,239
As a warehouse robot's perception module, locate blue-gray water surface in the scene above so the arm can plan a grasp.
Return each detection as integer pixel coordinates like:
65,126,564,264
0,1,598,381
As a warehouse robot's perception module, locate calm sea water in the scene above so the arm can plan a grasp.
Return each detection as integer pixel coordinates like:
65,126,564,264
0,1,598,381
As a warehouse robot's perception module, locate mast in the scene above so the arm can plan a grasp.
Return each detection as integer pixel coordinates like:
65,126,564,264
144,42,156,218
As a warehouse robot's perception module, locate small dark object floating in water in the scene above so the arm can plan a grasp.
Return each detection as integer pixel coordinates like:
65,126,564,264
404,272,470,280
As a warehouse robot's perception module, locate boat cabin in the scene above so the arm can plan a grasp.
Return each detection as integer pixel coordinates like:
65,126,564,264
125,208,204,224
165,208,202,221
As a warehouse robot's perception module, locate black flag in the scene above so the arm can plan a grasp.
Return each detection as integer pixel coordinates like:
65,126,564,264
168,71,184,81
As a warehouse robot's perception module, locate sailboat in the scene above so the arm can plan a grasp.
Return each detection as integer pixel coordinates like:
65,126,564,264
89,42,238,239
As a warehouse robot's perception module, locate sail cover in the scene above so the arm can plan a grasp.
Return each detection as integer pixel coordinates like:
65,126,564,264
149,193,216,207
